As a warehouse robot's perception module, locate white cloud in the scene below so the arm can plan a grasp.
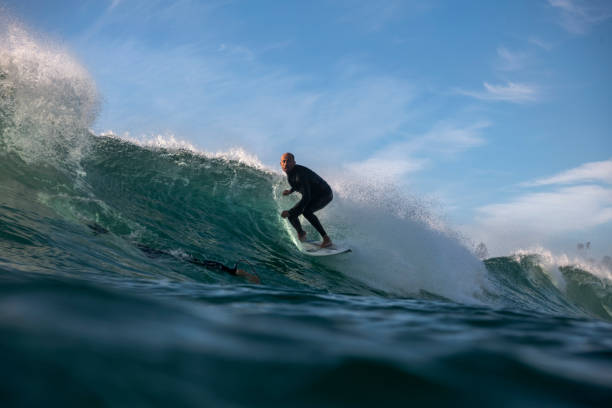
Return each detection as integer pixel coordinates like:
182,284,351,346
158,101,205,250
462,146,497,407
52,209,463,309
548,0,612,34
549,0,582,13
459,81,539,103
476,185,612,234
528,37,553,51
525,159,612,186
81,0,230,43
496,47,528,71
410,121,489,155
218,43,255,61
339,0,434,32
109,0,122,11
344,157,428,181
467,159,612,256
343,121,488,181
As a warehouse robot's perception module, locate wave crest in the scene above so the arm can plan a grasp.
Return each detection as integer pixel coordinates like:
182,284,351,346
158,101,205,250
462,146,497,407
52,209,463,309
0,16,99,165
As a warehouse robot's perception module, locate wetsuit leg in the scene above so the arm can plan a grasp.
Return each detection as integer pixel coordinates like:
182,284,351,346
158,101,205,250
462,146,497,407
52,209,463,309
288,213,305,235
302,191,332,238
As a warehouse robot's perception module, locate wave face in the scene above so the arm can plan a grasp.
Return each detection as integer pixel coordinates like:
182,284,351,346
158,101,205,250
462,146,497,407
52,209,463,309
1,129,610,318
2,17,612,407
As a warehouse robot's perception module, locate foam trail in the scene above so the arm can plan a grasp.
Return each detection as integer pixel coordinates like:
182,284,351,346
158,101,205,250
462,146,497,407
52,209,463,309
275,174,490,303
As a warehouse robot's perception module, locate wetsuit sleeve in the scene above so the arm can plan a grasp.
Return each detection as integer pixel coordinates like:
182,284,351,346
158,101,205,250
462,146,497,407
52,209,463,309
188,258,238,276
288,173,311,217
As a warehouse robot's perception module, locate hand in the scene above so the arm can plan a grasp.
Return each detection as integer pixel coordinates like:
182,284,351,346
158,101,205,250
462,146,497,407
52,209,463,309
281,210,289,218
236,269,261,284
282,189,292,196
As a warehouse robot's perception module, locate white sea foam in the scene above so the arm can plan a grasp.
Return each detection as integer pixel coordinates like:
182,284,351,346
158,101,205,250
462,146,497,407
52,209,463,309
98,131,273,173
275,171,490,303
512,246,612,288
509,247,612,320
0,16,99,165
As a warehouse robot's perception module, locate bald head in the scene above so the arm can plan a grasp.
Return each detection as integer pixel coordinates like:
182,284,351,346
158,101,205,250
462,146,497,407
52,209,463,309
280,152,296,173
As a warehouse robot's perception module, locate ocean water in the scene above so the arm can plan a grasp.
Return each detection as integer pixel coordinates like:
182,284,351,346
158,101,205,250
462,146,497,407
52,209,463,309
1,18,612,408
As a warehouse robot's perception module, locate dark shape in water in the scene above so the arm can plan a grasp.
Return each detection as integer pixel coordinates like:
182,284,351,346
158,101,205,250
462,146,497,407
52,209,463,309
136,243,260,284
87,223,109,235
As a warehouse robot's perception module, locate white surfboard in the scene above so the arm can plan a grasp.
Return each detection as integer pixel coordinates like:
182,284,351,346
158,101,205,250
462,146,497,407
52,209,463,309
299,240,351,257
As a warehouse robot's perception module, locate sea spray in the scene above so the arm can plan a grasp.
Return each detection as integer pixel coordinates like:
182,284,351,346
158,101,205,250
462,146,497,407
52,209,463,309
323,178,488,302
0,16,99,167
99,130,270,172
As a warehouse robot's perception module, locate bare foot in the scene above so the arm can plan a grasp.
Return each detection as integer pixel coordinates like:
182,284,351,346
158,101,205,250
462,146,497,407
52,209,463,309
236,269,261,284
298,231,307,242
320,235,332,248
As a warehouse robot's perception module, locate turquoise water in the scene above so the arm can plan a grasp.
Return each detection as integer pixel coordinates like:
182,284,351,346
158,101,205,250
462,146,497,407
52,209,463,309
1,18,612,407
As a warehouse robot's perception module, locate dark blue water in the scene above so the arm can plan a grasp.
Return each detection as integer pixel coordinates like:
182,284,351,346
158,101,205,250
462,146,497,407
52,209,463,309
2,270,612,407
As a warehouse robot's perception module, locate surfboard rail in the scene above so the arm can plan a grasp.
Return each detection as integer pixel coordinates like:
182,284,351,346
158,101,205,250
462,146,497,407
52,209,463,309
299,240,351,256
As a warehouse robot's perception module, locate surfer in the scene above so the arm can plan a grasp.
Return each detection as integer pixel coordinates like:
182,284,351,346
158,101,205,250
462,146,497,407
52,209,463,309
136,244,260,284
280,152,333,248
187,257,260,284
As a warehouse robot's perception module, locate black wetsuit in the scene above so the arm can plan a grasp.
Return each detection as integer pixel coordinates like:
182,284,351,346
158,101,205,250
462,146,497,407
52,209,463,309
187,257,238,275
136,244,238,276
286,164,333,237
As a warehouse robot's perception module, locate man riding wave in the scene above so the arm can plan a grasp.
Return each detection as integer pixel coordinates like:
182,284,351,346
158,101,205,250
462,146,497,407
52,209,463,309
280,152,333,249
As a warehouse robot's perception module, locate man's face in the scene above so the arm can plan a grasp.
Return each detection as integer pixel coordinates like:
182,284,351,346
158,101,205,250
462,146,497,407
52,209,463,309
280,154,295,173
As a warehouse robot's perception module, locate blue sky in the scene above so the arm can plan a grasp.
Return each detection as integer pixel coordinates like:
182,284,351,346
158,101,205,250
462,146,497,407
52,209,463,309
3,0,611,258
